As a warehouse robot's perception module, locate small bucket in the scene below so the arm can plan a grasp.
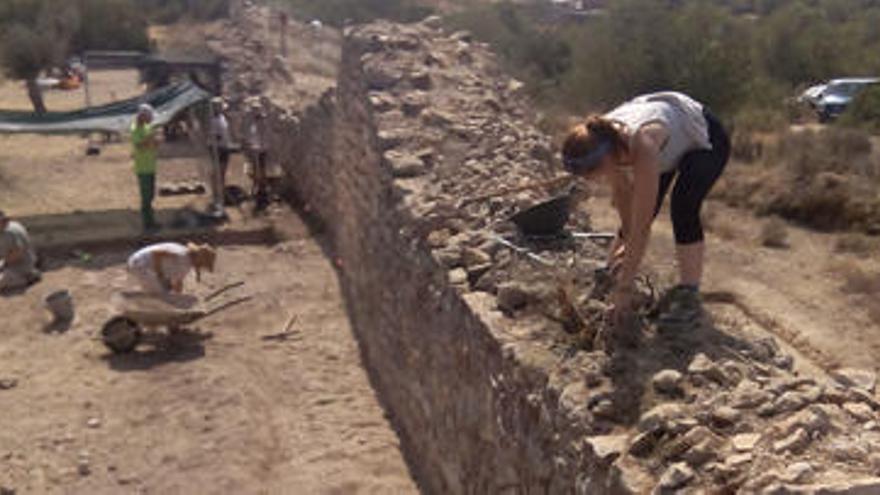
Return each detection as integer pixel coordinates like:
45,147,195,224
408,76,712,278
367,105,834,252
508,195,572,237
44,290,75,322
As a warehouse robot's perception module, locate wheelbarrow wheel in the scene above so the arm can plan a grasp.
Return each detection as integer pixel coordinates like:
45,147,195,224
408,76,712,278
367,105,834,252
101,316,142,353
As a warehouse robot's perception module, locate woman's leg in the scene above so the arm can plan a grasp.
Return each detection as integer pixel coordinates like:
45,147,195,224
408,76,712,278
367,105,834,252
669,112,731,287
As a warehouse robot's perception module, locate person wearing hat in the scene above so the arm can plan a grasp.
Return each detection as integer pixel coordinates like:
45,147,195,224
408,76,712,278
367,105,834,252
244,100,270,211
127,242,217,294
0,210,41,292
131,104,160,232
209,97,233,203
560,92,730,325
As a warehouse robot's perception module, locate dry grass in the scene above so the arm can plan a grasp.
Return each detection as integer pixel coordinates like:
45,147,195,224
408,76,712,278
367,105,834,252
703,207,740,241
868,301,880,325
717,127,880,234
760,217,789,249
834,233,880,259
825,258,880,325
827,259,880,295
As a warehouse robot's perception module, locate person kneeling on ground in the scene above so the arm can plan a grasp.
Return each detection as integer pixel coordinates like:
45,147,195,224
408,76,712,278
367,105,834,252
560,91,731,327
0,210,41,292
127,242,216,294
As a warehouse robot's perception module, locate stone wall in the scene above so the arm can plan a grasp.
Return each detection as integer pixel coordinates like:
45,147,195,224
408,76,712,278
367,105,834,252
221,8,880,494
253,20,622,495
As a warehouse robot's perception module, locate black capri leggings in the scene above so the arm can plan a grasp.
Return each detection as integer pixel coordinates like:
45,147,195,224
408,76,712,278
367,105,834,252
653,110,731,245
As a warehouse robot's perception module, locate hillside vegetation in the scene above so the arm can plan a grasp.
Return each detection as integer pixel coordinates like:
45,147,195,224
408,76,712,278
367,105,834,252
447,1,880,125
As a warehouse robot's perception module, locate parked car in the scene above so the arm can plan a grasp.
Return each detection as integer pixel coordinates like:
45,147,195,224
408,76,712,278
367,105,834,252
799,77,880,122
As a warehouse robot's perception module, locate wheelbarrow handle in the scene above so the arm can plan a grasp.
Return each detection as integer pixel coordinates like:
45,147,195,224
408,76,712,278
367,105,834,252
204,281,245,302
198,295,254,321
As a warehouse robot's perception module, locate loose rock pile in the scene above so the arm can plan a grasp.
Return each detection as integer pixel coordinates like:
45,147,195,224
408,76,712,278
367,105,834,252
350,20,880,492
218,8,880,493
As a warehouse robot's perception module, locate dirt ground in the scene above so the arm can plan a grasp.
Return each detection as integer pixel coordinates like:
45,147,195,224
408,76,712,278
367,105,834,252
0,76,417,493
590,190,880,373
0,70,260,248
0,220,417,494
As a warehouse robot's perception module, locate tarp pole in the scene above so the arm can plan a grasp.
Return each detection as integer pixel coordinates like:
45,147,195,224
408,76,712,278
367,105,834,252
207,102,223,212
280,12,289,58
83,53,92,109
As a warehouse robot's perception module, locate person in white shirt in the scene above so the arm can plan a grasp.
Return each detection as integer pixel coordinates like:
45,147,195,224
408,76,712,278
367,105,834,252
561,92,731,328
209,97,233,201
127,242,216,294
244,101,270,211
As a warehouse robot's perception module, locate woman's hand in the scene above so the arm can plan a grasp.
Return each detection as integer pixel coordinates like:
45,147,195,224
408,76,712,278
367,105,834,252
609,283,634,325
608,243,626,274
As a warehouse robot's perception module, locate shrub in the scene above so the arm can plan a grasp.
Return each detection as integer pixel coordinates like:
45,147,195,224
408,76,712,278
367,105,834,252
834,233,879,258
717,126,880,233
833,260,880,295
274,0,432,26
143,0,230,23
837,85,880,132
760,217,790,248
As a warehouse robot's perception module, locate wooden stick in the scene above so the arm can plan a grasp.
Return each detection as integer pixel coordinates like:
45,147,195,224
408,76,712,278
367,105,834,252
282,314,297,334
204,281,245,302
262,314,299,341
200,295,253,320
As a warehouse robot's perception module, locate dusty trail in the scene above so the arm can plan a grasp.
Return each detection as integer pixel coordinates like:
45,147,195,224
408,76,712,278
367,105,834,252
0,212,417,494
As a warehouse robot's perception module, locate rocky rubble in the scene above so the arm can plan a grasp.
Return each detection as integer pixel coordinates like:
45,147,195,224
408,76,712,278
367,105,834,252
343,18,880,492
217,7,880,493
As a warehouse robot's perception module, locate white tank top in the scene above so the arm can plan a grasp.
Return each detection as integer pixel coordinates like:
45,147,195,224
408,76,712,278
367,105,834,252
128,243,193,284
605,92,712,173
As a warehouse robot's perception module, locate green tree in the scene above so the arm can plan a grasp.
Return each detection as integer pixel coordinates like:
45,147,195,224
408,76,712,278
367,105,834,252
0,0,149,113
0,0,80,113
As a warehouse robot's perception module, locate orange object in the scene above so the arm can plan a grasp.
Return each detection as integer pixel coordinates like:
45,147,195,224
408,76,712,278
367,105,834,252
58,76,81,91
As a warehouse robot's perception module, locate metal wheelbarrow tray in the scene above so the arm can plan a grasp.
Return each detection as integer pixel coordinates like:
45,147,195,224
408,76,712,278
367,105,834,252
101,290,251,354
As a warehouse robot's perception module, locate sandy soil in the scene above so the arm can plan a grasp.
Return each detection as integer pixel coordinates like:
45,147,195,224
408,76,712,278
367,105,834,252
0,70,261,248
0,70,212,216
0,70,416,494
0,213,417,494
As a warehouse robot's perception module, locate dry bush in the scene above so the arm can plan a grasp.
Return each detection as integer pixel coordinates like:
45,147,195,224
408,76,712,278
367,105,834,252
834,234,879,259
704,210,740,241
868,298,880,325
828,259,880,295
731,131,764,163
760,217,789,248
719,127,880,234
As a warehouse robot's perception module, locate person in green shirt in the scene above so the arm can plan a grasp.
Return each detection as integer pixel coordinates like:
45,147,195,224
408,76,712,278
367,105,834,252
131,104,160,232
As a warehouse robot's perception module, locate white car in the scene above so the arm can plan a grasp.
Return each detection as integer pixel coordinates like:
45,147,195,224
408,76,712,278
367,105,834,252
800,77,880,122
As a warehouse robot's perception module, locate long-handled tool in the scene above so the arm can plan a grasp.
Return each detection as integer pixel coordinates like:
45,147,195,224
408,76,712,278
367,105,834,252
492,234,555,266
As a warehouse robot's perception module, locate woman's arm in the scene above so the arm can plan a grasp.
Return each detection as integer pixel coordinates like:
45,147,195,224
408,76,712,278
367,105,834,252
607,170,633,269
614,126,665,292
610,170,633,239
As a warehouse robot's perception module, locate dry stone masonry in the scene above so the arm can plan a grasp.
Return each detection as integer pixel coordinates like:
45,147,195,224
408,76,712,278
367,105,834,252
216,5,880,493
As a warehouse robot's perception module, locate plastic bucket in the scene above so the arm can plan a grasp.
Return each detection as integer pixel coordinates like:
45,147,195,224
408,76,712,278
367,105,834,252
44,289,75,322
